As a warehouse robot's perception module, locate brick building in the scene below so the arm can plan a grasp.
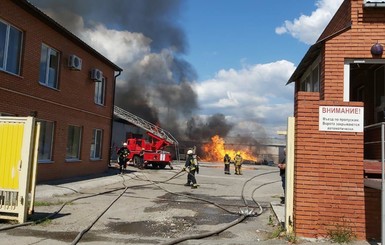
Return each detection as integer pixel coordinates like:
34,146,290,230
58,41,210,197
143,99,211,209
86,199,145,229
0,0,122,182
287,0,382,240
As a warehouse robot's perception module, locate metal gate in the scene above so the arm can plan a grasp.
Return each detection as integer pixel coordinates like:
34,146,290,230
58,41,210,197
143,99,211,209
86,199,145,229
0,117,39,223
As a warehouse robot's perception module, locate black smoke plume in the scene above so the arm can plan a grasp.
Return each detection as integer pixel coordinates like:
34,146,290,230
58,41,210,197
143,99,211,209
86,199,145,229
186,114,234,141
30,0,239,146
30,0,187,52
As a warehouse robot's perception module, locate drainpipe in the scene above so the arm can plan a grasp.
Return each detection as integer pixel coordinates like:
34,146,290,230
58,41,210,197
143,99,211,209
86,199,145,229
108,70,122,165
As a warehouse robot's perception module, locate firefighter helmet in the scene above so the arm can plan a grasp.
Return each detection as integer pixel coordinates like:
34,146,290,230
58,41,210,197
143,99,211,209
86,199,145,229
187,150,193,155
123,142,127,146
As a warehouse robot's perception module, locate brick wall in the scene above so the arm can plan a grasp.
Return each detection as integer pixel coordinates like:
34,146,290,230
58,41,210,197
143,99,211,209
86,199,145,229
294,92,366,238
0,1,117,182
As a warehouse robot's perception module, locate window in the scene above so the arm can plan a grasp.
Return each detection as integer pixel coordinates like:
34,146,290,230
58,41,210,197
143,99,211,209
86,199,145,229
0,19,22,75
90,129,103,159
94,77,105,105
311,65,320,92
37,120,54,162
300,57,321,92
39,44,59,89
66,125,82,160
300,76,311,91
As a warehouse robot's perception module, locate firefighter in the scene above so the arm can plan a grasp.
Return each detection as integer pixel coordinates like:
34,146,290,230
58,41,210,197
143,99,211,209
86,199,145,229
138,148,145,169
183,150,199,189
234,151,243,175
117,142,130,174
224,153,231,175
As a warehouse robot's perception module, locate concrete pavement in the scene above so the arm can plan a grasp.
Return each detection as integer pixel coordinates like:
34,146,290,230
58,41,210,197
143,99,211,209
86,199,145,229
35,168,123,199
35,165,286,228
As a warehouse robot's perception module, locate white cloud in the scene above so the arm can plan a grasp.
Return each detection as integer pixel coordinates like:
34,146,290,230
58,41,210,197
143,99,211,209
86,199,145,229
194,60,296,138
275,0,344,44
81,24,152,65
45,10,153,69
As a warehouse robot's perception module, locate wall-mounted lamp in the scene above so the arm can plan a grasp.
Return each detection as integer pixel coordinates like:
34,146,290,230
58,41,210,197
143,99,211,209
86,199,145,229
371,42,383,56
29,111,38,117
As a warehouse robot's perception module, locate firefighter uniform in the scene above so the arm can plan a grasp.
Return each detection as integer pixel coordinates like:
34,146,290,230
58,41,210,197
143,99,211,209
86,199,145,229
184,150,199,188
138,148,145,169
224,153,231,175
234,152,243,175
117,143,130,174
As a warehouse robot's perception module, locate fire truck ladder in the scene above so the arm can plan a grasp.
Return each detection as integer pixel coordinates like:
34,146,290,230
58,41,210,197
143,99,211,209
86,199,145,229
113,105,178,146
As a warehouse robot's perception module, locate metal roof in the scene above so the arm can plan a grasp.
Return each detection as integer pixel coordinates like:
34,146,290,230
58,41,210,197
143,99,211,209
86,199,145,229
286,42,323,85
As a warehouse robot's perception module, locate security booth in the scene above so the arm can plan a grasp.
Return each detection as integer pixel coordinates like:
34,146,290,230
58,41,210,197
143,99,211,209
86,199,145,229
286,0,382,241
0,117,39,223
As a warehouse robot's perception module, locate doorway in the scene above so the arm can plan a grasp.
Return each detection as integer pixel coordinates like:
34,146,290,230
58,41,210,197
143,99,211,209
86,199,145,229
346,59,385,160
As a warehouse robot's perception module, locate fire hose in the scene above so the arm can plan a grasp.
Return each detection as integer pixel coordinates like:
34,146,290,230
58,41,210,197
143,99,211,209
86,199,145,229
136,169,280,245
159,215,248,245
0,167,280,245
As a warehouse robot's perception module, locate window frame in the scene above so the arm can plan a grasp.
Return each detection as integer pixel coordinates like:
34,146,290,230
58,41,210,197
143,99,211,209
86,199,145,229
90,129,103,160
66,125,82,161
37,120,55,163
39,43,60,89
299,55,321,92
94,77,106,105
0,18,23,75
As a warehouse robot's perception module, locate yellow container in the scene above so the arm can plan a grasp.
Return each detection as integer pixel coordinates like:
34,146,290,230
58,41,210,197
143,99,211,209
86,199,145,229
0,122,24,189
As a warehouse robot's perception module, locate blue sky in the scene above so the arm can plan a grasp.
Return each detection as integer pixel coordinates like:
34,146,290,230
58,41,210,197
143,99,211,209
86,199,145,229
183,0,316,80
31,0,344,142
181,0,343,140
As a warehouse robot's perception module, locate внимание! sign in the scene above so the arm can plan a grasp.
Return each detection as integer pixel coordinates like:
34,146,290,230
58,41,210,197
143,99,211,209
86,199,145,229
319,106,363,132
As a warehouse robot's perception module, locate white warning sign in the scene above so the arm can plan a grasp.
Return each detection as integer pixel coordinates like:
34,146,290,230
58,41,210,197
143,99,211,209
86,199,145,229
319,106,364,132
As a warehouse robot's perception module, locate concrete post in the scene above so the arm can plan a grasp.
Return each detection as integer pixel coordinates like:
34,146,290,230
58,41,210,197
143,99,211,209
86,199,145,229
285,117,295,233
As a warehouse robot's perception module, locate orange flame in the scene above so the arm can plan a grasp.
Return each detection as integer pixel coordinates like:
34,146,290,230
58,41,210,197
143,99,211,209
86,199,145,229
201,135,257,162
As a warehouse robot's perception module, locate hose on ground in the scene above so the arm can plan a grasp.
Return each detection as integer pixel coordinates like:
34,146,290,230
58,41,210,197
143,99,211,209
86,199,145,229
70,186,129,245
159,215,248,245
140,172,239,215
0,165,282,245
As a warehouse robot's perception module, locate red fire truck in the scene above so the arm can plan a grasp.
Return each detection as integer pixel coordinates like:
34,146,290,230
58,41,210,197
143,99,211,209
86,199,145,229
114,106,178,169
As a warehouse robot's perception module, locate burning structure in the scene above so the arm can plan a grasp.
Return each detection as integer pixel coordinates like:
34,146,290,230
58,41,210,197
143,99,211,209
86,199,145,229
200,135,278,164
202,135,257,162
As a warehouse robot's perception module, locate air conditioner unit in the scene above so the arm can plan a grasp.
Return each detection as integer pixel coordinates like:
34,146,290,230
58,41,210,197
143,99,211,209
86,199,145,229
68,54,82,71
90,68,103,82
